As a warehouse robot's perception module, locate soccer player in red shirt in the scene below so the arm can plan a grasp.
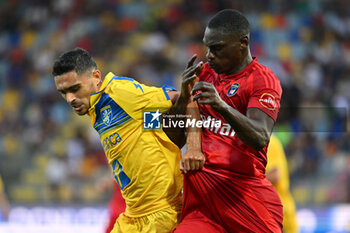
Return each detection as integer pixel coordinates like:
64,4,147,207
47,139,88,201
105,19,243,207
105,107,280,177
173,9,283,233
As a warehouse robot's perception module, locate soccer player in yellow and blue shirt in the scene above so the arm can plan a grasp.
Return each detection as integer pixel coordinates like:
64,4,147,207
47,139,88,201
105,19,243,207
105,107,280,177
53,48,204,232
266,135,299,233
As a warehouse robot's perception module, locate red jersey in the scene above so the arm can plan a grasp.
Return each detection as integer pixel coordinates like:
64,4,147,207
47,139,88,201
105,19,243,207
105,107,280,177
174,57,283,233
105,184,126,233
199,57,282,177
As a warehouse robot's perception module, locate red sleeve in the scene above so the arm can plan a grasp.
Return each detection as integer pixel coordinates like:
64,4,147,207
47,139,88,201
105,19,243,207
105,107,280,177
247,69,282,122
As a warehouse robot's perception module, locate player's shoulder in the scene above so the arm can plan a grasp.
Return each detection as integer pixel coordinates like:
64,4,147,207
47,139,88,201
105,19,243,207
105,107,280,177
108,76,141,92
250,62,281,91
102,76,144,102
252,62,279,80
110,76,136,86
102,73,135,90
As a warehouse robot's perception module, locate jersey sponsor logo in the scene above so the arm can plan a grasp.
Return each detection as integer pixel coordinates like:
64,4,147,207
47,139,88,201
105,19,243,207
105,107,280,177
143,110,161,129
259,93,276,110
200,115,235,137
101,105,112,125
102,132,122,151
227,83,239,97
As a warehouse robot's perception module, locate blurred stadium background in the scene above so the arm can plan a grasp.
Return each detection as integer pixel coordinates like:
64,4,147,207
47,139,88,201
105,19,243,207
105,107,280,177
0,0,350,232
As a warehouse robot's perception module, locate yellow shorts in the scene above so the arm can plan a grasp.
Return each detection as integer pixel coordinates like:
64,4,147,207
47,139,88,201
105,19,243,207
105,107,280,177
111,205,181,233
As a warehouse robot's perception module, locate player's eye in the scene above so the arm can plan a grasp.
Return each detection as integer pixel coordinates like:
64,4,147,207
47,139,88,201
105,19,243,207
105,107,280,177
70,86,80,93
213,45,223,52
208,45,223,55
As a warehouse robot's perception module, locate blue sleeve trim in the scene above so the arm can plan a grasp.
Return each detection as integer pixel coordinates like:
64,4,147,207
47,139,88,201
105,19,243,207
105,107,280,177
113,76,134,81
162,85,177,101
112,159,131,190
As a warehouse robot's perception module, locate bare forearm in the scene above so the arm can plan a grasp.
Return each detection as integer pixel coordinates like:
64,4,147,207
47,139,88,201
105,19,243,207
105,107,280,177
181,99,205,172
186,101,202,151
165,55,203,149
215,103,271,151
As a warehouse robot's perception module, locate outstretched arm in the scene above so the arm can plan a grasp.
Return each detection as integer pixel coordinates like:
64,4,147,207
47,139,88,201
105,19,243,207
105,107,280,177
163,55,203,148
180,99,205,173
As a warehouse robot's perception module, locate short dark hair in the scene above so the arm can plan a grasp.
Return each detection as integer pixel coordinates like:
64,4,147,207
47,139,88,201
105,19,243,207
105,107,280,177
207,9,250,37
52,48,97,76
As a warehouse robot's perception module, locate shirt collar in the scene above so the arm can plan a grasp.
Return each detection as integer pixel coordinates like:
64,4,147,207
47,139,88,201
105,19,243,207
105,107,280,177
218,57,257,81
89,72,115,110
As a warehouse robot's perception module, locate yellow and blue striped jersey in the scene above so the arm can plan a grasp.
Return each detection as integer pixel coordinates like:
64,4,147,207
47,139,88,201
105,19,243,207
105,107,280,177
88,72,183,217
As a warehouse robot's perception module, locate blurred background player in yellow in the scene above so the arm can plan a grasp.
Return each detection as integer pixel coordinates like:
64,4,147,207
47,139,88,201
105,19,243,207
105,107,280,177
0,175,10,221
266,135,299,233
52,48,204,233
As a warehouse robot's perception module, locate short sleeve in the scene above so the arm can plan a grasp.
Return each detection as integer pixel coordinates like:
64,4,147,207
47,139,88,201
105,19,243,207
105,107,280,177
108,78,177,120
247,72,282,122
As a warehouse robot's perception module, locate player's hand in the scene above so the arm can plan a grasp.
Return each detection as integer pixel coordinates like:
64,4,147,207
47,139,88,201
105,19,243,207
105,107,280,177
192,81,226,111
180,55,204,100
180,150,205,173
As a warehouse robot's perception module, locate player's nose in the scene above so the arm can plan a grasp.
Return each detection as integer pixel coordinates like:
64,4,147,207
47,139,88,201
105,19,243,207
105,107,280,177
206,49,215,60
66,92,76,105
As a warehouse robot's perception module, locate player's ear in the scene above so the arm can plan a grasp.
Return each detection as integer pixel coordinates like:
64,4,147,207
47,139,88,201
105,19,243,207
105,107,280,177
92,69,102,86
240,35,249,49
